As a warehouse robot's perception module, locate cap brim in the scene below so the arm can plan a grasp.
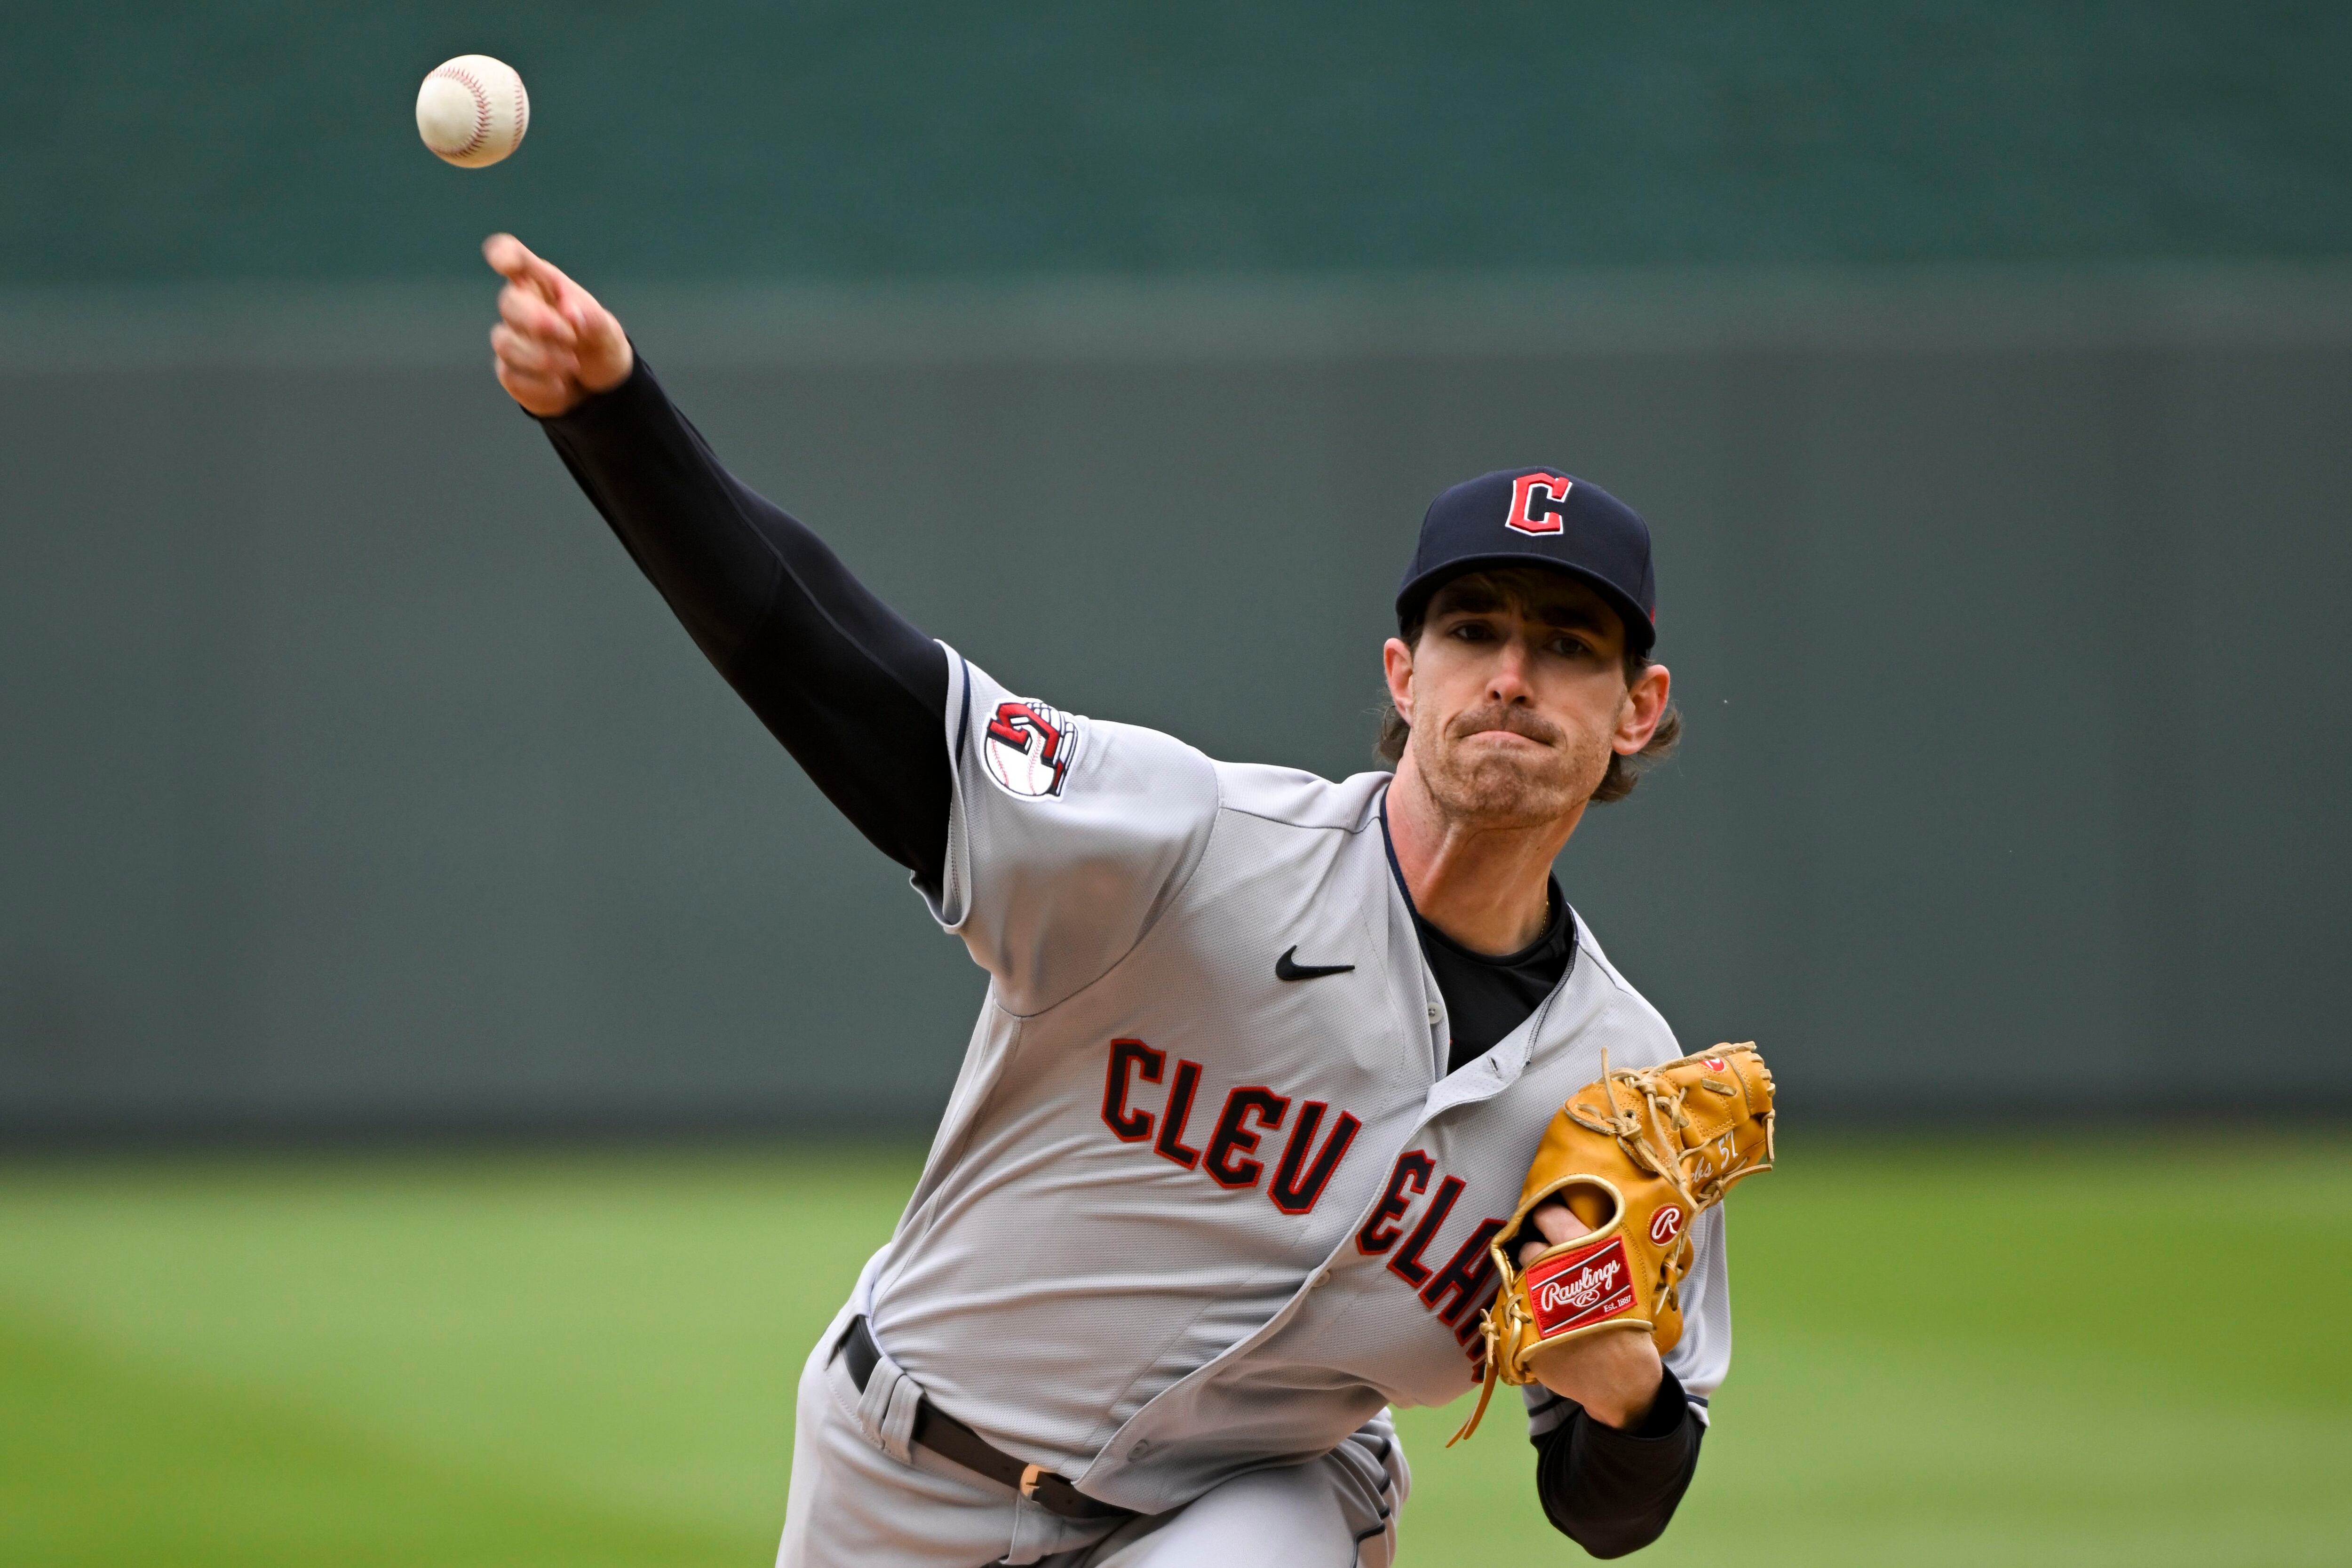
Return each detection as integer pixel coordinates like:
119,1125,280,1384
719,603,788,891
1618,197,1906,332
1395,554,1656,653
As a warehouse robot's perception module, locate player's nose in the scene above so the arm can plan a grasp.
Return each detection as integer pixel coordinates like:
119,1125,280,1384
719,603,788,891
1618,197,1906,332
1486,638,1536,702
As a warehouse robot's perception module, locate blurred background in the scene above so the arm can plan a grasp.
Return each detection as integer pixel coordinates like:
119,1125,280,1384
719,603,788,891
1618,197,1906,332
3,4,2348,1565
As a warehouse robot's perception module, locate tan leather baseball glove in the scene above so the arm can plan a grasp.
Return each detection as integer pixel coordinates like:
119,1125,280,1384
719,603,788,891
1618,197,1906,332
1451,1042,1776,1443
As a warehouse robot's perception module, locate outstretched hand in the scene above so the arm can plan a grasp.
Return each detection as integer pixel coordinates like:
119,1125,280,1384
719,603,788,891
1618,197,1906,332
1516,1199,1667,1428
483,233,634,417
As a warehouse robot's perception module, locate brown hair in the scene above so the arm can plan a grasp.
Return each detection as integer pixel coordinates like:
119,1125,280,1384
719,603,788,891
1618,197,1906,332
1373,604,1682,805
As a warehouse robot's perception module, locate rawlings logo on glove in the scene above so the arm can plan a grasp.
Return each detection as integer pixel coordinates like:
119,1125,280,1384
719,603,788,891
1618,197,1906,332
1450,1042,1776,1443
1527,1242,1635,1334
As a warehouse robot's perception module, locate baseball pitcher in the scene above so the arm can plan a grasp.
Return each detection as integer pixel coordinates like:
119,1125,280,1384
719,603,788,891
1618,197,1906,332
484,232,1746,1565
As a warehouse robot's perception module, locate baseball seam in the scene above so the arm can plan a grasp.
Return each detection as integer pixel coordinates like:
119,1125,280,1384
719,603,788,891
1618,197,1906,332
434,64,492,158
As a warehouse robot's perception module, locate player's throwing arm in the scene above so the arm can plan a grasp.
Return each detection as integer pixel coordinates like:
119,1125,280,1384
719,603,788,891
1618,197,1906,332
484,229,1776,1566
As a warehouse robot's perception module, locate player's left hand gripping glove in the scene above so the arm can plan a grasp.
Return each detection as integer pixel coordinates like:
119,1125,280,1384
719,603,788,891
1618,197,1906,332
1451,1042,1777,1443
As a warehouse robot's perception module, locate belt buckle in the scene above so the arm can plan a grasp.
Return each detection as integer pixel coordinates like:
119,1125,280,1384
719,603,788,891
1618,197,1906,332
1018,1463,1044,1500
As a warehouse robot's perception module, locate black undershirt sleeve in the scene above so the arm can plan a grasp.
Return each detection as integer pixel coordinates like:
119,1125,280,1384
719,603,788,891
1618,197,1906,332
536,358,953,895
1529,1369,1705,1557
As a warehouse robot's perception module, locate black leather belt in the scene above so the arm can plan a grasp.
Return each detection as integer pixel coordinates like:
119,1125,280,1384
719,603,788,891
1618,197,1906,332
837,1315,1135,1523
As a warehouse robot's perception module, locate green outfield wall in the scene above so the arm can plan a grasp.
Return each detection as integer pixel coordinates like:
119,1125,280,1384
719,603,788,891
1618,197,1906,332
3,267,2347,1132
5,3,2349,287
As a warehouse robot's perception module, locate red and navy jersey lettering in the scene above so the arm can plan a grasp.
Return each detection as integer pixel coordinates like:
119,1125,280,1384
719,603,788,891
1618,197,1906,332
1267,1101,1359,1215
1421,1218,1506,1325
1351,1144,1514,1369
1096,1039,1359,1217
1385,1174,1465,1287
1203,1088,1287,1188
1090,1040,1508,1368
1153,1059,1208,1169
1355,1151,1434,1254
1101,1038,1165,1141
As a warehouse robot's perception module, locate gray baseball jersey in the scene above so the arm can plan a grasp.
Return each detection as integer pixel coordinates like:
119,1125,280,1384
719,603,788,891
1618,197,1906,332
846,650,1732,1518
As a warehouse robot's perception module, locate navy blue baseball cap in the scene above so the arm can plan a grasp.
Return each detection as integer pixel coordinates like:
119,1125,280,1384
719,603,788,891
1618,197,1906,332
1395,468,1657,653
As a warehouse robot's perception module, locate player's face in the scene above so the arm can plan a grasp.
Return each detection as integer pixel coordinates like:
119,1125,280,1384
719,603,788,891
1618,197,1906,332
1384,569,1669,827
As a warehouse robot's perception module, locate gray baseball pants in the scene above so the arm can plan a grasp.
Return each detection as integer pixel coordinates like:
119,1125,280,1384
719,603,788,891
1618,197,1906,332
777,1318,1409,1568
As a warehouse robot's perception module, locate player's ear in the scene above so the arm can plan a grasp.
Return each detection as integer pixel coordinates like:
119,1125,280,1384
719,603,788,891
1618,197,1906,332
1612,661,1671,755
1382,637,1417,724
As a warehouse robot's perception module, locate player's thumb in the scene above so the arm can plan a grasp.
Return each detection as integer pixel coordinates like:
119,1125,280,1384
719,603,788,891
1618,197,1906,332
571,295,623,353
570,295,634,390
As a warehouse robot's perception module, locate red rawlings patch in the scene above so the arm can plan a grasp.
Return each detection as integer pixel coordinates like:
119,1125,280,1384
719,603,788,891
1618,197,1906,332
1704,1056,1728,1073
1649,1204,1685,1245
1525,1236,1638,1338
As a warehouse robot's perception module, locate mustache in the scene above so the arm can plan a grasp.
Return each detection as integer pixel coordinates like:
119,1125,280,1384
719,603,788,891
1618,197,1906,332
1444,704,1563,747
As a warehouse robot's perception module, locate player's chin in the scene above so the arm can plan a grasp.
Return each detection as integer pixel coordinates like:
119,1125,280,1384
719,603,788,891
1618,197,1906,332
1438,752,1585,823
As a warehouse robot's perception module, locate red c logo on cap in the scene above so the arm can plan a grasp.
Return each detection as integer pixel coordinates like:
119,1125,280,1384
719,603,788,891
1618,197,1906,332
1506,473,1574,536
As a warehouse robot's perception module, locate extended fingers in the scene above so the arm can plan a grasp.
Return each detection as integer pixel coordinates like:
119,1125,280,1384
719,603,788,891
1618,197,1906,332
493,355,581,418
483,235,613,415
482,232,581,308
499,281,577,345
492,322,576,375
482,232,551,297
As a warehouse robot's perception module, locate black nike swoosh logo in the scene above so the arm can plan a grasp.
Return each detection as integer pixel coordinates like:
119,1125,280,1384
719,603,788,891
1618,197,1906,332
1275,946,1356,982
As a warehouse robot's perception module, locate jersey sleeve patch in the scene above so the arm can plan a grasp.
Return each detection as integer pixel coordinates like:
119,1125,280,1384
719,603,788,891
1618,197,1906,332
980,698,1083,799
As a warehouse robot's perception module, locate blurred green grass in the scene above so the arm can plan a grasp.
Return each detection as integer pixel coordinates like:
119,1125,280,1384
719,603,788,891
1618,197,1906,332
2,1136,2346,1566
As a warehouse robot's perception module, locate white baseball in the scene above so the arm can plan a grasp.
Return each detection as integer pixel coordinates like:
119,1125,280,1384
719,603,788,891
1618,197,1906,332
415,55,529,168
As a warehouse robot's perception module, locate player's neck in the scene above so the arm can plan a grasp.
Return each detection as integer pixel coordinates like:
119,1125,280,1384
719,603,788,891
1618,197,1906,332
1384,757,1581,956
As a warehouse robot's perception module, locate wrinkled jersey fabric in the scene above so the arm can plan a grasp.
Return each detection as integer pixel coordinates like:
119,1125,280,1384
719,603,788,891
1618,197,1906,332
540,359,1708,1548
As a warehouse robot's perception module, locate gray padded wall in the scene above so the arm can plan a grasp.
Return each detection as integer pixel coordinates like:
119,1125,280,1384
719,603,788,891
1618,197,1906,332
4,271,2347,1131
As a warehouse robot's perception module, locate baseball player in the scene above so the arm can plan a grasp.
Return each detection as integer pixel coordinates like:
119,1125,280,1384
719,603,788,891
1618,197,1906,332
485,233,1721,1565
